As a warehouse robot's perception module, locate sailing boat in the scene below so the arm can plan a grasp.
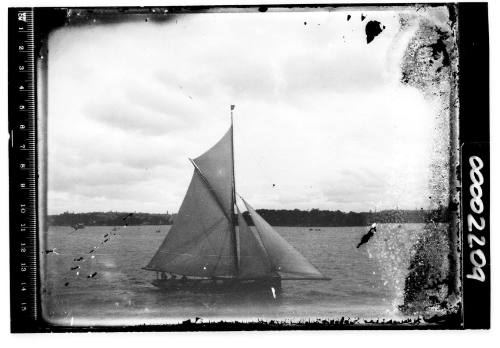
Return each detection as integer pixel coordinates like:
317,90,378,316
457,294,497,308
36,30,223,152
144,108,330,293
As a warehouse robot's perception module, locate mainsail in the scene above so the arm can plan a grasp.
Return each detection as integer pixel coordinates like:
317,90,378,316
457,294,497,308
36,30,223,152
145,127,237,277
145,124,328,281
144,169,237,277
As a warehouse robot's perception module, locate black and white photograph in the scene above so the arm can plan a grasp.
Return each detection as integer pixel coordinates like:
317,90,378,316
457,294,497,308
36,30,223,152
6,2,492,332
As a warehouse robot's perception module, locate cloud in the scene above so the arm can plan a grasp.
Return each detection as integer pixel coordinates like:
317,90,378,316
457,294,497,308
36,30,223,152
84,98,189,136
46,8,451,214
321,169,389,205
122,78,199,122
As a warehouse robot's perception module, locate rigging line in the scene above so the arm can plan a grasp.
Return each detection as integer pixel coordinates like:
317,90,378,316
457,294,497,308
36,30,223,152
211,226,232,277
189,159,232,222
150,217,225,267
193,216,225,258
200,218,226,257
182,216,229,276
156,251,237,258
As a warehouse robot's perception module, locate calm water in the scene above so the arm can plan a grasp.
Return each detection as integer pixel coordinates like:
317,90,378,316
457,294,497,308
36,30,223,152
41,224,435,326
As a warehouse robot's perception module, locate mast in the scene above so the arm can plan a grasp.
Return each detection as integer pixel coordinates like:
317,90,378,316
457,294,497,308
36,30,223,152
230,105,240,275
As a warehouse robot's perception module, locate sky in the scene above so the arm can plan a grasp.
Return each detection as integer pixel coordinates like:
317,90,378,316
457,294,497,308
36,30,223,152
46,7,451,214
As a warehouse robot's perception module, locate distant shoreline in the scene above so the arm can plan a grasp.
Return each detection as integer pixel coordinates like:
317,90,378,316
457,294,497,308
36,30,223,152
48,207,450,228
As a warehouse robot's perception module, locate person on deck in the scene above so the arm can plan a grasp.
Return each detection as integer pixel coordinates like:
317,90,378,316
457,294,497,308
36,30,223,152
356,223,377,248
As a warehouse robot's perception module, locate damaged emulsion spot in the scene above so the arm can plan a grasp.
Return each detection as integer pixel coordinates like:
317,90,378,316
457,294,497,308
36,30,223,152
400,22,455,91
397,6,460,320
67,8,180,26
365,20,385,44
429,30,451,69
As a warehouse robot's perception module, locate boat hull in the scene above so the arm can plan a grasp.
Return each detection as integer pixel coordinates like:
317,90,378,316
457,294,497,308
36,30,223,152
151,278,282,295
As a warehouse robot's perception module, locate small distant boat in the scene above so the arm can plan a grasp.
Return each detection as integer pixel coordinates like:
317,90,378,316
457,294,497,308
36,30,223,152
144,108,330,293
71,223,85,231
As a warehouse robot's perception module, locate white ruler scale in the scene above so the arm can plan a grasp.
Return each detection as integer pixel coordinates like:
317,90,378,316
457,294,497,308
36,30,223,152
9,8,39,331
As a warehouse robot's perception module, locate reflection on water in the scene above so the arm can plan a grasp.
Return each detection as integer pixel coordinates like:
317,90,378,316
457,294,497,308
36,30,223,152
41,224,442,326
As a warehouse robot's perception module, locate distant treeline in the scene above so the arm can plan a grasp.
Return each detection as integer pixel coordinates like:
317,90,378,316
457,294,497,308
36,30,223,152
48,207,449,227
242,207,449,227
48,212,175,227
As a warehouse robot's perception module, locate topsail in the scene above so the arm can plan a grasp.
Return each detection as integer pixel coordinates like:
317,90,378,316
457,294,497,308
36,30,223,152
191,128,235,218
145,124,328,281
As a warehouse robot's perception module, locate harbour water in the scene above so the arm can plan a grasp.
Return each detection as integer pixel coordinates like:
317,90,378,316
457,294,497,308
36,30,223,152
41,223,440,326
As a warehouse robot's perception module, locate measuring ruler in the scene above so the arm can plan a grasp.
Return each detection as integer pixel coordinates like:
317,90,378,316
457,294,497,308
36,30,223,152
9,8,39,332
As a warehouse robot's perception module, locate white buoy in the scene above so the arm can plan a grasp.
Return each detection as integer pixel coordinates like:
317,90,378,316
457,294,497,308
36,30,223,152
271,287,276,299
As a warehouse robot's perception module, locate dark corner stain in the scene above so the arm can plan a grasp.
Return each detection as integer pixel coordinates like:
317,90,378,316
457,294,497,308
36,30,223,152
448,201,459,212
33,8,68,58
447,4,457,29
361,14,366,21
347,14,351,21
429,29,451,67
365,20,385,44
258,6,268,13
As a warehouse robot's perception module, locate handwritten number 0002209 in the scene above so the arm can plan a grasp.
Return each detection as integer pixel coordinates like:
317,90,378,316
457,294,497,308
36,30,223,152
466,156,486,282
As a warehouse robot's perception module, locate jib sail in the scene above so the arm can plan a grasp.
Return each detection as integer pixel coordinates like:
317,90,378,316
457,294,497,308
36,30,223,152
242,198,327,280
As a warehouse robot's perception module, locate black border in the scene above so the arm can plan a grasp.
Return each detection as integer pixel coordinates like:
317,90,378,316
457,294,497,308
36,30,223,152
458,3,490,330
